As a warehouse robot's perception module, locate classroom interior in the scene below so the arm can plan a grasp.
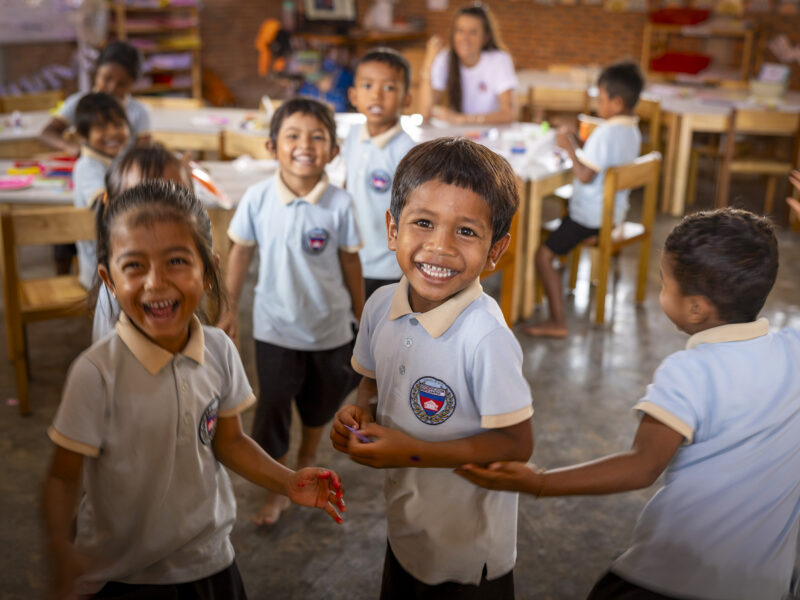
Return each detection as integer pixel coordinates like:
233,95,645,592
2,0,800,598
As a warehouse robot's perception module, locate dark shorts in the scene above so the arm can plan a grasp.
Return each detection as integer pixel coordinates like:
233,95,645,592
94,561,246,599
587,571,681,600
544,215,599,256
252,339,355,458
365,277,400,301
380,541,515,600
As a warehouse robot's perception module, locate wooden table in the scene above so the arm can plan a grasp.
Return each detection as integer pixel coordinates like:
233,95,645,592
0,111,52,158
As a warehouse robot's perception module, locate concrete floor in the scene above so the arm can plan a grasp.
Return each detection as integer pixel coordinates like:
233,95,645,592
2,180,800,599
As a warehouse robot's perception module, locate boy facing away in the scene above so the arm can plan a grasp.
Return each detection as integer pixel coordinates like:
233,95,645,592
331,138,534,599
526,61,643,338
460,208,800,600
342,47,416,298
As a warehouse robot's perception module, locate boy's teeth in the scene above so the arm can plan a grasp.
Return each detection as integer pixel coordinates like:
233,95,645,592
419,263,456,279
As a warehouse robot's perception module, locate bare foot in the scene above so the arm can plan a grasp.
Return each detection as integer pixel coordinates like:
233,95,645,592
252,494,291,526
521,320,568,339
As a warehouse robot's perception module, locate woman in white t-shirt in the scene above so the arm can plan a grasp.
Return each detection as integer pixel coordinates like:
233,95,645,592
419,3,518,125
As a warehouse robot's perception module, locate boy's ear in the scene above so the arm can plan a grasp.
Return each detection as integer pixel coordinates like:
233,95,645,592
97,264,116,297
329,144,339,161
385,210,398,250
687,295,717,325
483,233,511,272
265,139,276,159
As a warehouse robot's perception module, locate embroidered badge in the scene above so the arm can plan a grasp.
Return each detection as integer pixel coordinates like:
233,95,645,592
303,227,330,255
478,81,488,93
410,376,456,425
198,398,219,445
369,169,391,192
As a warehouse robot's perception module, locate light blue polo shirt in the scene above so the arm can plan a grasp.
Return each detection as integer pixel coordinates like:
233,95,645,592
612,319,800,600
228,172,362,351
570,115,641,229
73,145,110,290
342,122,415,279
58,92,151,142
352,278,534,585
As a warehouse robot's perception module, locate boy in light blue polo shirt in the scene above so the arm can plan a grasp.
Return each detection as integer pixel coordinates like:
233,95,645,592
526,61,643,338
220,98,364,526
459,208,800,600
331,138,533,600
342,47,416,299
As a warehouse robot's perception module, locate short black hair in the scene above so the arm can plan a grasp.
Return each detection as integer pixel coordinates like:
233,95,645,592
75,92,129,139
355,47,411,94
391,137,518,245
268,97,338,152
598,60,644,110
664,208,778,324
97,41,142,81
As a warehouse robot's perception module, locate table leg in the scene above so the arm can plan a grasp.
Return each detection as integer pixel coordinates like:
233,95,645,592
521,179,545,321
661,112,679,213
670,114,695,217
509,178,528,324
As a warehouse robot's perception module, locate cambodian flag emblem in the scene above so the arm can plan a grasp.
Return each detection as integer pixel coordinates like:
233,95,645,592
410,377,456,425
303,227,330,255
198,398,219,445
419,384,446,416
369,169,391,192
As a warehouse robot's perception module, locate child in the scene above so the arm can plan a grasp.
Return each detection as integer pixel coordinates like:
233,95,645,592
72,92,131,292
40,40,150,155
459,208,800,600
331,137,534,599
92,143,193,342
525,61,643,338
218,97,364,526
342,47,416,298
43,181,346,598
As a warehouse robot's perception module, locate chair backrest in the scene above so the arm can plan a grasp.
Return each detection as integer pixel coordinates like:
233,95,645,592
604,151,662,195
135,96,205,110
1,89,64,112
220,130,271,160
529,86,590,114
731,108,800,136
635,98,662,154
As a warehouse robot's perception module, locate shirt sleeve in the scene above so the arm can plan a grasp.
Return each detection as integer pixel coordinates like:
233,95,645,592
217,333,256,417
578,126,613,173
49,356,107,457
352,295,378,378
633,351,700,444
338,192,363,252
491,51,518,95
430,49,449,92
73,159,107,209
470,327,533,429
227,184,260,246
130,99,151,135
56,93,81,125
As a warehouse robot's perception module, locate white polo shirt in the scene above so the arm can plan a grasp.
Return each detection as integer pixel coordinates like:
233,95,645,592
58,92,151,142
352,278,534,585
612,319,800,600
228,172,362,351
73,145,110,290
49,314,255,594
570,115,641,229
430,49,518,115
341,122,415,280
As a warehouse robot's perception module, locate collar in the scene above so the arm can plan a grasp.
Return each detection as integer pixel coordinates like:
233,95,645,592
80,144,114,167
389,276,483,338
275,171,329,206
115,312,205,375
604,115,639,127
685,318,769,350
358,121,404,150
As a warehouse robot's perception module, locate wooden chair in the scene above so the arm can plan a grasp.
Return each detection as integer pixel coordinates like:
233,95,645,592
1,207,95,415
134,96,205,110
715,108,800,213
0,89,63,112
537,152,661,324
529,86,590,127
220,129,271,160
635,98,662,155
480,209,521,326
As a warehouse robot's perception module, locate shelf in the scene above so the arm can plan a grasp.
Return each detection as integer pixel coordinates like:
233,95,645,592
119,3,199,12
133,83,192,93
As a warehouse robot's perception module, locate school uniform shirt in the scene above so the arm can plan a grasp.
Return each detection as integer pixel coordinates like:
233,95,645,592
569,115,641,229
73,145,110,290
430,49,518,115
612,320,800,600
57,92,151,142
352,278,534,585
227,171,362,351
48,314,255,594
341,122,415,280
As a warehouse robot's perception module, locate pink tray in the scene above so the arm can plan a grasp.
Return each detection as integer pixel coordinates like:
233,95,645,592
0,175,34,190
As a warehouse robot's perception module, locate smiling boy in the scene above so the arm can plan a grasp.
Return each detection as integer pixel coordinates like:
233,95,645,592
331,138,533,600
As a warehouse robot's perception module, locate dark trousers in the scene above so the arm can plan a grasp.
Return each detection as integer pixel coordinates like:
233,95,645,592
587,571,682,600
94,561,246,599
380,541,515,600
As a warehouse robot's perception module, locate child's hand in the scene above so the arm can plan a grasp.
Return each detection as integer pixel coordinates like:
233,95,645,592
286,468,346,524
330,404,372,453
455,461,543,494
425,35,445,63
345,423,418,468
555,126,574,151
50,544,89,600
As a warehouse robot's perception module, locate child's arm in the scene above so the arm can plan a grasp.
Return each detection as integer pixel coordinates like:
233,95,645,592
346,417,533,469
419,35,445,121
556,126,597,184
338,249,365,322
213,414,345,523
39,117,80,156
456,415,683,496
786,169,800,220
331,376,378,453
42,446,89,597
216,242,254,339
